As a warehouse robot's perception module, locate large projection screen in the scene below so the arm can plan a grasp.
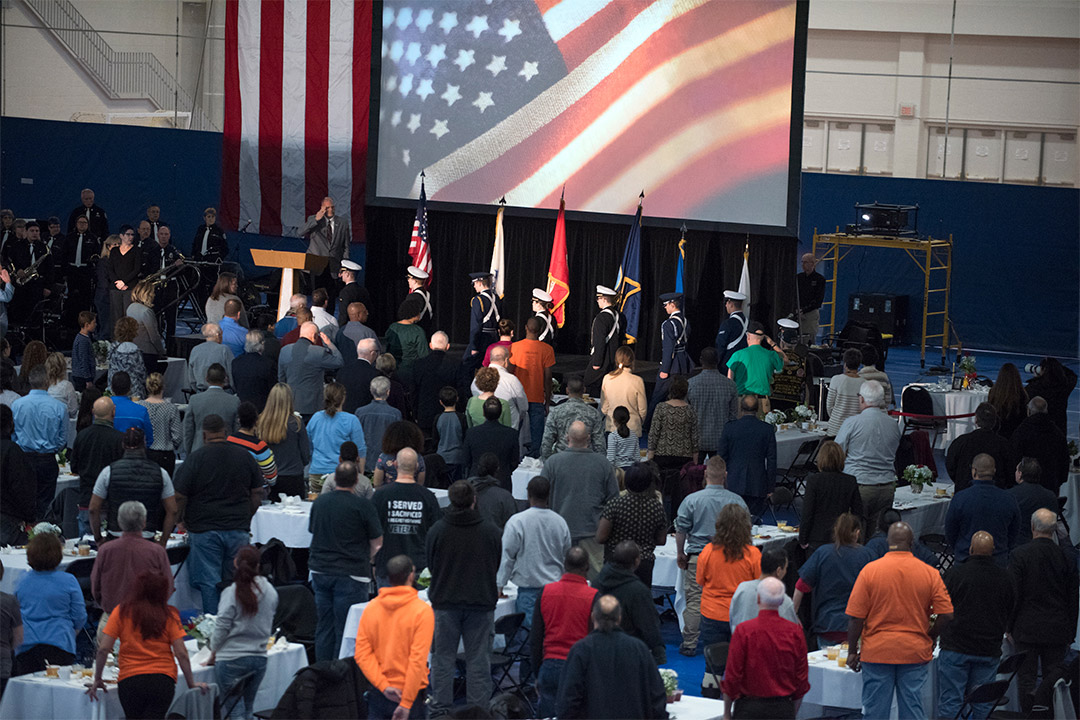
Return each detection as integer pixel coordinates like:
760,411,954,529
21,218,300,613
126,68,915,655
372,0,805,230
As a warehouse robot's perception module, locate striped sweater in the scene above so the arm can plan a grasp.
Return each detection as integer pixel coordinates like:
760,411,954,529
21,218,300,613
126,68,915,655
227,432,278,486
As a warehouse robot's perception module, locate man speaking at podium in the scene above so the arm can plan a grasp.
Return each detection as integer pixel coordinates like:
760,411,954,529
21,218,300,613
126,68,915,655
300,196,349,305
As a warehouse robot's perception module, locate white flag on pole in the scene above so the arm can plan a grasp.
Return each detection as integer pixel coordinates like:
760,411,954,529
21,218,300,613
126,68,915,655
491,204,506,298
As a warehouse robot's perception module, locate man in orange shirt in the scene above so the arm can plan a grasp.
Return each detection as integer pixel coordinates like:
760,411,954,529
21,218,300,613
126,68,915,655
510,317,556,458
846,522,953,720
354,554,435,720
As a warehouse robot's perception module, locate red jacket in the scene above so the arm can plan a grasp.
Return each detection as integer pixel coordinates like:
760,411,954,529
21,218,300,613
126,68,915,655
530,573,597,669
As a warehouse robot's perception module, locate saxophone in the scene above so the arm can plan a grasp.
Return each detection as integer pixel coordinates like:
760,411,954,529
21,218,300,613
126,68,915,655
15,246,51,286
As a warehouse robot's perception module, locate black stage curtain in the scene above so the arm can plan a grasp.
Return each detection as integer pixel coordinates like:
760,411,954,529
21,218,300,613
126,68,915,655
364,205,798,363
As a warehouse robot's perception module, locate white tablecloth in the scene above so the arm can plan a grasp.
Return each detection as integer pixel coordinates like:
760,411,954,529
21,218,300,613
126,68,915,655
801,649,938,718
891,482,954,537
252,488,450,549
55,472,80,498
337,585,519,659
901,384,988,449
1,537,201,611
160,356,186,400
667,694,727,720
0,639,306,720
1065,472,1080,546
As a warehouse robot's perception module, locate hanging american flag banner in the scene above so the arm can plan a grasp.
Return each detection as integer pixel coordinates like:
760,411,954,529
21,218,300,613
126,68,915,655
221,0,371,241
375,0,798,226
408,174,432,279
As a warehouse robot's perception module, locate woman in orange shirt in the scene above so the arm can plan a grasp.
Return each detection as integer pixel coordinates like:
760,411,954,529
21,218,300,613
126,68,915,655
87,571,207,718
696,504,762,647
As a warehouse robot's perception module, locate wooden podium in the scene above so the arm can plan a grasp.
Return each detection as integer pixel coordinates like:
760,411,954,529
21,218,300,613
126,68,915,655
250,249,329,319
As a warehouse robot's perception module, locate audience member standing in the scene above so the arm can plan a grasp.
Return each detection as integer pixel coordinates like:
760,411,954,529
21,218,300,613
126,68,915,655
372,449,441,587
353,555,435,720
187,323,235,392
467,454,518,530
510,317,556,457
110,371,153,440
105,225,141,330
987,363,1029,440
1023,357,1077,435
0,405,37,545
257,384,312,500
857,346,893,407
1009,457,1060,544
1008,508,1080,714
722,577,809,720
835,380,901,533
355,376,402,472
474,345,528,434
540,377,605,459
718,395,776,518
88,428,178,546
794,513,871,648
686,346,738,458
384,294,429,376
1010,396,1070,492
497,476,571,630
675,456,747,656
937,532,1015,719
826,348,865,435
426,480,502,715
864,509,939,566
725,320,785,411
594,541,666,664
70,397,124,539
945,403,1014,491
465,366,511,428
530,547,598,717
228,402,278,488
595,462,667,587
308,461,383,662
408,332,463,435
232,329,276,411
462,397,519,487
647,376,700,513
335,301,378,362
11,365,66,520
277,322,343,421
944,453,1021,566
306,383,366,491
555,595,667,720
845,522,953,720
798,440,862,552
339,338,382,414
729,548,798,633
183,363,239,455
174,414,263,613
696,504,761,648
600,346,648,440
543,421,619,578
138,372,182,475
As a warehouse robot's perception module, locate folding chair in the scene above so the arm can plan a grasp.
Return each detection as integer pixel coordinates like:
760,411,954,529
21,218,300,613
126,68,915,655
954,679,1011,719
900,386,946,447
218,669,258,719
765,486,798,524
167,543,190,581
919,533,954,574
701,642,729,699
775,438,822,500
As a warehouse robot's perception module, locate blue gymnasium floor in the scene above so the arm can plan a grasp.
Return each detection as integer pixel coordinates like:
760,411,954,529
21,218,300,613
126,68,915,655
651,343,1079,704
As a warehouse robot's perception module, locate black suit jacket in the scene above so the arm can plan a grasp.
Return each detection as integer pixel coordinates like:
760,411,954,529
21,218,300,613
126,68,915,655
718,415,777,500
799,470,863,549
1011,415,1069,492
338,358,381,414
232,352,276,411
945,427,1014,492
462,420,519,488
408,350,465,432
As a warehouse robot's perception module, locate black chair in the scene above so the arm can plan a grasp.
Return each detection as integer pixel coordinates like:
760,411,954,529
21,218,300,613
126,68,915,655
764,486,798,524
65,558,97,605
1057,496,1070,537
901,386,946,447
167,544,190,581
218,669,258,719
457,612,529,703
775,438,822,499
919,533,954,573
701,642,729,699
954,678,1012,719
273,585,317,664
46,488,80,540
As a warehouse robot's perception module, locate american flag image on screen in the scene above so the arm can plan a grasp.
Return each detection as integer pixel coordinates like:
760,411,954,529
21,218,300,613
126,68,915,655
376,0,798,226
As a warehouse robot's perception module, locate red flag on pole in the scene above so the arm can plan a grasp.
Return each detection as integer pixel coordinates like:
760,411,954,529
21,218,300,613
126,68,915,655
546,193,569,328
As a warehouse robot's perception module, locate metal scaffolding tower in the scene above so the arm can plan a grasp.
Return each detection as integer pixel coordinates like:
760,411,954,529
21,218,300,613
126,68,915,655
812,230,959,367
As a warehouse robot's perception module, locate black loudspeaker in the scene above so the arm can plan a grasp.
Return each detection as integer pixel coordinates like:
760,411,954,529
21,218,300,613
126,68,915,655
847,293,908,342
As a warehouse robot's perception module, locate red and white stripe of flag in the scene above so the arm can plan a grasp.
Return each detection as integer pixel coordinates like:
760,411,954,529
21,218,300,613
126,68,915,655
222,0,371,241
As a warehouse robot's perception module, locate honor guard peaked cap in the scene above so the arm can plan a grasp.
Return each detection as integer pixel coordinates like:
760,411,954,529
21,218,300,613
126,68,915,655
532,289,553,303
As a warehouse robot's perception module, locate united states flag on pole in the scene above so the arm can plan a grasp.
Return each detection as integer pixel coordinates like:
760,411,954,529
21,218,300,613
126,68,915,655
221,0,371,240
409,175,432,279
378,0,797,219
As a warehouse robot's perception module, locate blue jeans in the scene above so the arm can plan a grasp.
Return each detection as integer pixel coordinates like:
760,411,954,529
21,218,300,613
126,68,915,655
215,654,267,719
77,509,92,539
311,574,369,662
513,587,541,683
430,608,493,712
187,529,249,613
860,661,929,720
937,650,999,719
536,658,565,718
367,688,428,719
527,403,546,458
699,615,732,649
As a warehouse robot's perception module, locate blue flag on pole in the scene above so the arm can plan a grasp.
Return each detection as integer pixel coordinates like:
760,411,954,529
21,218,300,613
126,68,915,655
615,203,643,344
675,232,686,294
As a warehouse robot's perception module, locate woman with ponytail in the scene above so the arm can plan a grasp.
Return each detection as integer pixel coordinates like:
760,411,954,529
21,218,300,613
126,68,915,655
88,571,208,718
207,546,278,719
600,345,648,436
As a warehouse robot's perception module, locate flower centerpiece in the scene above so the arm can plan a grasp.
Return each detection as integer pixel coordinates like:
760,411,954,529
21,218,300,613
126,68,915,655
92,340,111,370
185,613,217,649
659,668,682,702
27,522,62,541
903,464,933,493
764,410,787,429
417,567,432,589
792,404,817,429
958,354,977,389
